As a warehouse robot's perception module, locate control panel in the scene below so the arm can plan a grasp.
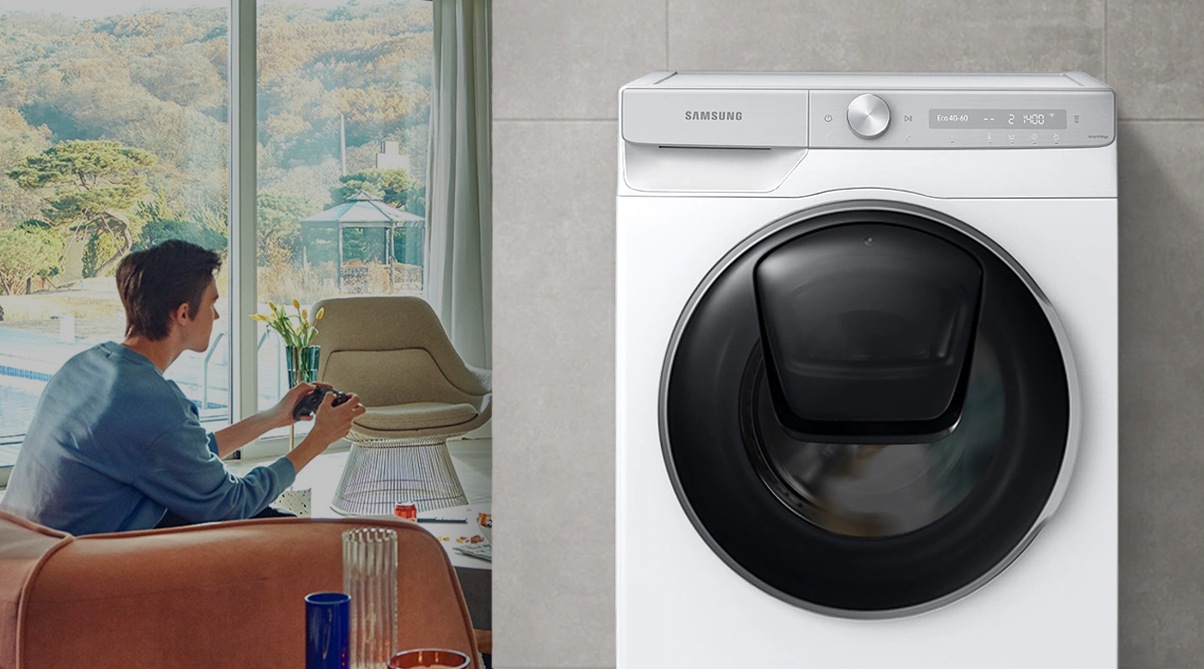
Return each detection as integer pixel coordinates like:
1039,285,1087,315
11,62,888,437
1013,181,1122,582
809,90,1114,148
621,86,1115,149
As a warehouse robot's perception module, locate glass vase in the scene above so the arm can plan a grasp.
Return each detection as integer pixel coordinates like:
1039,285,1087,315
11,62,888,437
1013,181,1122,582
286,344,321,387
343,527,398,669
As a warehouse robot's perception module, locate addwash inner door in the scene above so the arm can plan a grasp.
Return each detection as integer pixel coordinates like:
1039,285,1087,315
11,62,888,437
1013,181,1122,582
661,201,1077,618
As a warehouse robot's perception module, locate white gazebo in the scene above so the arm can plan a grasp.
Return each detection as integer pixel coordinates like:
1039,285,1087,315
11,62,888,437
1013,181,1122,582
298,190,425,291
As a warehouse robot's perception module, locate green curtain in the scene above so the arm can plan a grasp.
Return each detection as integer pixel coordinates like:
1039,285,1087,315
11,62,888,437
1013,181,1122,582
426,0,491,369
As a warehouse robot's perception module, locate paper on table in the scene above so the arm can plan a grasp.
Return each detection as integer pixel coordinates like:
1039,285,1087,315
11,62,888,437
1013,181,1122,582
452,543,492,562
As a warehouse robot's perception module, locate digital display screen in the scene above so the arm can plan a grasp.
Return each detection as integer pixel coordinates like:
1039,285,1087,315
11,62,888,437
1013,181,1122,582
929,109,1068,130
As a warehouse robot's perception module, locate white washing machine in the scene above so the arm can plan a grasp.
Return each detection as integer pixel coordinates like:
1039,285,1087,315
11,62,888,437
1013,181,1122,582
616,72,1116,668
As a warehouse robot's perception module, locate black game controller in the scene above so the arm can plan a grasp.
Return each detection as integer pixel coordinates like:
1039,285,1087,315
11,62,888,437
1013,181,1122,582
292,386,352,420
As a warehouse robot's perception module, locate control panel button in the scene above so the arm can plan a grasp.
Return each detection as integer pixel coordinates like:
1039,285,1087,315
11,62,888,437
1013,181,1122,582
847,94,891,139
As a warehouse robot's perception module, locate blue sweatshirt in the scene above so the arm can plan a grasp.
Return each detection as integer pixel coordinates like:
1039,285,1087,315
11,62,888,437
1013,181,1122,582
1,342,296,535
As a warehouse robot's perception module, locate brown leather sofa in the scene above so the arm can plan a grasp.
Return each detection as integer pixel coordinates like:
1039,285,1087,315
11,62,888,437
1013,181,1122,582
0,511,479,668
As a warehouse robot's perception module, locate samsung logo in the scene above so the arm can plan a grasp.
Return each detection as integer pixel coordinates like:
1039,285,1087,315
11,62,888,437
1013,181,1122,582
684,110,743,121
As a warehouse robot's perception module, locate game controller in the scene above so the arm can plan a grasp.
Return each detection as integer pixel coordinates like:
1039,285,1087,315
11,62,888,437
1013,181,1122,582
292,386,352,420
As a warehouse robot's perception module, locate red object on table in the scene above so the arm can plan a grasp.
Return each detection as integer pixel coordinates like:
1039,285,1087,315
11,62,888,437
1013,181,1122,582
393,502,418,521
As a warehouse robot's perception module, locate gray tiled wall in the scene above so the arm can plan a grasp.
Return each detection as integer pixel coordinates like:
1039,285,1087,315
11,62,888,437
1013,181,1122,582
493,1,1204,667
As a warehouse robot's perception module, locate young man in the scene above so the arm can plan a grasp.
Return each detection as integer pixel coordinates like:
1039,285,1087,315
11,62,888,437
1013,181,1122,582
0,240,365,535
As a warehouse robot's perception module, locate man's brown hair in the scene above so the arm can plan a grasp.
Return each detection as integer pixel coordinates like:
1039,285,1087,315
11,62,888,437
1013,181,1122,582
115,240,222,341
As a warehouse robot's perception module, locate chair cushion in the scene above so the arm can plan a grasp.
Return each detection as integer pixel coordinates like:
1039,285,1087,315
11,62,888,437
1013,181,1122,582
324,349,484,407
353,402,480,431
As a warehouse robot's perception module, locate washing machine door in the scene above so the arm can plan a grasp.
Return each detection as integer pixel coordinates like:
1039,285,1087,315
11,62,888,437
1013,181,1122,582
662,201,1077,618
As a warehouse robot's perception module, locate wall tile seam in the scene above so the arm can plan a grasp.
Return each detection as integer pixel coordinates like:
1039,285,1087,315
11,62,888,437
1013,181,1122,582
1116,119,1204,123
664,0,670,68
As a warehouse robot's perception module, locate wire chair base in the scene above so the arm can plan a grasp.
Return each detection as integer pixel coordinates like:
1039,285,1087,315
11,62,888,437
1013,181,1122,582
331,435,469,516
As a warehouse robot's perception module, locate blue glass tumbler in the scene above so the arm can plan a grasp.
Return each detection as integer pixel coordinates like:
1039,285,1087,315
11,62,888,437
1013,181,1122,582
306,592,350,669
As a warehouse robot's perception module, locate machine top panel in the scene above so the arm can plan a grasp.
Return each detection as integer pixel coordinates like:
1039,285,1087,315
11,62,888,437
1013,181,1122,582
620,72,1115,150
637,71,1108,91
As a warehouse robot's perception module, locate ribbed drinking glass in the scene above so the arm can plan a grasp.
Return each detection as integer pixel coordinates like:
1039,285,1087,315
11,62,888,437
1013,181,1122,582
342,527,398,669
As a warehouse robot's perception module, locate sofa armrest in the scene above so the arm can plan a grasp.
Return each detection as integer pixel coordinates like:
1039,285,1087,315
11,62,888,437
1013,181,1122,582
18,517,477,669
0,512,71,669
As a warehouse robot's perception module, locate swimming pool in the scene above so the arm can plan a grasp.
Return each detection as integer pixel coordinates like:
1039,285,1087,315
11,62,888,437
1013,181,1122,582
0,375,43,436
0,376,44,465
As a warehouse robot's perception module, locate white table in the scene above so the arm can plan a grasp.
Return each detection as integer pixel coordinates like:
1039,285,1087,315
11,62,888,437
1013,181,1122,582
293,440,493,572
238,437,493,628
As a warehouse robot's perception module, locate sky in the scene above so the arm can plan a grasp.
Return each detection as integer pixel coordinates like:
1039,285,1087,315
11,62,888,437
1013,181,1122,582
0,0,360,20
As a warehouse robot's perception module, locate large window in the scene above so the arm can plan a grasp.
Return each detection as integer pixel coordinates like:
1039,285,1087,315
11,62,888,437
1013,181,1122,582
254,0,432,412
0,1,231,464
0,0,433,464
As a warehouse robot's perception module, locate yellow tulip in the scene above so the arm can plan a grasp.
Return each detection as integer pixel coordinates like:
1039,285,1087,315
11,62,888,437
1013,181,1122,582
293,299,301,311
249,313,268,322
315,307,325,321
301,309,309,325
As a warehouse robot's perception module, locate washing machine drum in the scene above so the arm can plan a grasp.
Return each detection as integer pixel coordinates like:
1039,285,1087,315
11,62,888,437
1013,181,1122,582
663,205,1074,617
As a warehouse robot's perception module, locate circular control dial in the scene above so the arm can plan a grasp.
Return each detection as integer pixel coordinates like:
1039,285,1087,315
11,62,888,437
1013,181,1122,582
847,94,891,139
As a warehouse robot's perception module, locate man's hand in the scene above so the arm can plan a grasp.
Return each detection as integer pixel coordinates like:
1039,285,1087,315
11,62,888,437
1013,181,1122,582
213,382,336,457
265,382,332,430
286,391,366,474
307,390,366,447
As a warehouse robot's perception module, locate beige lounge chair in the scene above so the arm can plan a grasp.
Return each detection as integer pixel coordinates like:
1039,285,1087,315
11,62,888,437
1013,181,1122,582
311,296,491,515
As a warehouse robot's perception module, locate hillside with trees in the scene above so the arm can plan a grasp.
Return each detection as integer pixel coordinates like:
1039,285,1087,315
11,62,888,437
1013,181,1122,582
0,1,432,296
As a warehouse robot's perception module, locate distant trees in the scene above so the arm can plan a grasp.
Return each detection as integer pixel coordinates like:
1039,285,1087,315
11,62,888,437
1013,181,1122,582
0,224,63,295
258,192,312,263
135,219,227,252
7,140,156,277
255,3,431,172
130,193,227,256
0,107,53,226
330,168,412,208
0,3,431,298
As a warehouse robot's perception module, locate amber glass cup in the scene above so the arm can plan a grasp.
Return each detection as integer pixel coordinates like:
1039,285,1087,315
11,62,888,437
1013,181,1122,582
387,649,470,669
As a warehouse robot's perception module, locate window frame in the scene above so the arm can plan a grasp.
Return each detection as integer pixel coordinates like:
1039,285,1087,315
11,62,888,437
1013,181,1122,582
228,0,260,440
